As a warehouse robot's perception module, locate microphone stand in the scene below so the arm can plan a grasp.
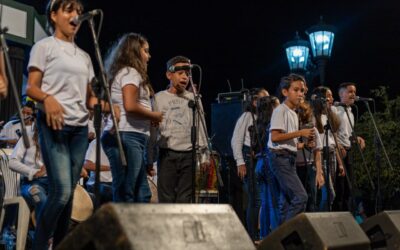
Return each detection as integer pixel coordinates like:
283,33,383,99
86,15,127,209
320,101,335,211
188,96,196,204
91,77,102,209
187,64,219,203
322,104,356,213
0,27,29,148
296,108,313,210
361,100,393,213
340,104,375,213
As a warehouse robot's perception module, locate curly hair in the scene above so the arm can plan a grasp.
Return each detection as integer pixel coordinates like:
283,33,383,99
104,33,154,97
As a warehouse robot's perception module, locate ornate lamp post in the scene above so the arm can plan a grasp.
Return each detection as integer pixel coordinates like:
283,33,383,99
306,17,336,85
284,31,310,74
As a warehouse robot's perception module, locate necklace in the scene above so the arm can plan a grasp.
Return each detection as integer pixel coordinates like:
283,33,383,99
54,36,77,57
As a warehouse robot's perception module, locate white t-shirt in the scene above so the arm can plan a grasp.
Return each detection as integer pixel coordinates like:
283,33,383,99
104,67,151,135
231,112,254,166
9,136,45,181
85,139,112,185
28,36,94,126
319,114,335,149
0,121,33,141
336,106,354,148
268,103,299,152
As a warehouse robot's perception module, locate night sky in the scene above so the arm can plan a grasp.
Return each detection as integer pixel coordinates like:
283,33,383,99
17,0,400,122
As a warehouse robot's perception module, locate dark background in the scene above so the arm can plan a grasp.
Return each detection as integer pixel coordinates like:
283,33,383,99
17,0,400,125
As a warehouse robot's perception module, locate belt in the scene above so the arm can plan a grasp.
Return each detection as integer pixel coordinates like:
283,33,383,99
270,149,297,157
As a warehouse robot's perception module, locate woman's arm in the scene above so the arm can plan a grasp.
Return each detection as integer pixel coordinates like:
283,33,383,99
26,68,64,130
122,84,162,122
0,51,8,99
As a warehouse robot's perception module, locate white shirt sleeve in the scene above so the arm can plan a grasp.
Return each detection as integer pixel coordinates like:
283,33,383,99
120,67,142,89
270,105,286,132
313,127,323,151
28,42,47,72
9,138,39,181
231,112,251,166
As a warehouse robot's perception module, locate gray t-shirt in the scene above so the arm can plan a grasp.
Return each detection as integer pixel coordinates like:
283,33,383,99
28,36,94,126
153,90,208,163
268,103,299,152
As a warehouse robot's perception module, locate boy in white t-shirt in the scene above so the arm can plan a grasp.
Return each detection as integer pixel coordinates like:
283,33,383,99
267,73,324,224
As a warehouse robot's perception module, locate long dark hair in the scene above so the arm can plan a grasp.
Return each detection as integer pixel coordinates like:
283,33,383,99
104,33,154,97
251,95,278,152
311,86,340,133
46,0,83,33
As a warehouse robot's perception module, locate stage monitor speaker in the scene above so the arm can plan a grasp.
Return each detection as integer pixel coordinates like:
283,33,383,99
258,212,371,250
361,210,400,249
211,101,243,156
57,203,255,250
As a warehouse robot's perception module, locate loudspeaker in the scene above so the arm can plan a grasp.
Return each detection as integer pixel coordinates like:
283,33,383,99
258,212,370,250
361,210,400,249
57,203,255,250
211,101,243,156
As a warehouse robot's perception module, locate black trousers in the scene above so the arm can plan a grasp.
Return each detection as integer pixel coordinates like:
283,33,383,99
158,148,193,203
333,148,354,211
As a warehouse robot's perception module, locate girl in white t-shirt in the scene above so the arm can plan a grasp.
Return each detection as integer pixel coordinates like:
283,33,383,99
311,86,345,211
26,0,98,249
101,33,162,202
9,124,48,223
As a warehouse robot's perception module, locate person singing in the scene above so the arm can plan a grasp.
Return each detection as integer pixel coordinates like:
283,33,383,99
26,0,97,248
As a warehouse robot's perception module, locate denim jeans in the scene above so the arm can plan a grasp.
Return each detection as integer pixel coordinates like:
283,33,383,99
296,164,317,212
21,177,49,222
34,110,88,250
101,131,151,202
255,157,280,239
86,182,113,205
269,151,308,225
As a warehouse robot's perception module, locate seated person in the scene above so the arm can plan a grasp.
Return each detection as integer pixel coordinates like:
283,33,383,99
0,99,35,147
8,123,48,222
83,139,112,204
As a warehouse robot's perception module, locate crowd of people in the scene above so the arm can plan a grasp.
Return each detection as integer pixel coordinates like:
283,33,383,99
231,75,366,241
0,0,369,248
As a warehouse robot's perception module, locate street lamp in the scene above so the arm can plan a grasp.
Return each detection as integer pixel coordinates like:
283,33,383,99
306,16,336,85
284,31,310,74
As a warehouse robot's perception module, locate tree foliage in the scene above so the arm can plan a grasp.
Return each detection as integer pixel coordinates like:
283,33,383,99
353,86,400,210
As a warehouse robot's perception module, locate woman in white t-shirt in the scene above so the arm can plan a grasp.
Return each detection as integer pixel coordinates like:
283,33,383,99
25,0,97,249
101,33,162,202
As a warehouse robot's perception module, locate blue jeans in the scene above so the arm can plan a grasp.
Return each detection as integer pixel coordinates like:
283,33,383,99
101,131,151,202
34,110,88,250
255,157,280,239
269,151,308,224
21,177,49,222
296,164,317,212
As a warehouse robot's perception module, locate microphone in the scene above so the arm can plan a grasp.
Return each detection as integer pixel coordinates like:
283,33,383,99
168,65,194,73
355,96,373,102
310,94,327,102
71,9,101,25
333,101,349,107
